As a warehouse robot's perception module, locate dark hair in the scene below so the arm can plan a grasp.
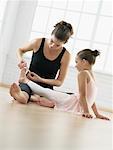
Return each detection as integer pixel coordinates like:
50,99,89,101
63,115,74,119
51,21,74,43
77,49,100,65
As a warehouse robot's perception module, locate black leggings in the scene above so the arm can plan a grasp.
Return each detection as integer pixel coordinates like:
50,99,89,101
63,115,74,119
19,83,32,103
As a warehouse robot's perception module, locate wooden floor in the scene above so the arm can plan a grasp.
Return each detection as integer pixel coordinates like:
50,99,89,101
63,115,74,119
0,86,112,150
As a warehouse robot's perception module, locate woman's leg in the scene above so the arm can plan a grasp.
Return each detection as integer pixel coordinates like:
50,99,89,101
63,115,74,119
30,94,55,108
10,68,31,104
10,83,29,104
27,81,70,104
30,94,40,102
19,68,70,105
19,68,55,107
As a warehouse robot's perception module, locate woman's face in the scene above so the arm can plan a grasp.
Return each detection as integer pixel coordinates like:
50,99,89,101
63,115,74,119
48,35,64,50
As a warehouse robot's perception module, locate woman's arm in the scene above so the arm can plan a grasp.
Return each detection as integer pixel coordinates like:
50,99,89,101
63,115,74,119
17,38,42,69
92,102,110,120
27,50,71,87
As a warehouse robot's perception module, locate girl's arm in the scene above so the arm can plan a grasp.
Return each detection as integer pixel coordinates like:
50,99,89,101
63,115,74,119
78,71,93,118
92,102,110,120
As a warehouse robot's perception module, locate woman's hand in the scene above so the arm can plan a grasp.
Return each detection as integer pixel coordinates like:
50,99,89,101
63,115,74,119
27,71,42,82
82,113,93,119
18,60,27,69
96,114,110,121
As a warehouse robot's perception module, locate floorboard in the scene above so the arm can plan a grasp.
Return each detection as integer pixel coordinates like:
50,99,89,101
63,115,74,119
0,86,112,150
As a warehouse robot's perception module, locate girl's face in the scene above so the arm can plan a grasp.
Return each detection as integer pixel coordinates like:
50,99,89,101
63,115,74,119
75,56,85,71
48,35,64,50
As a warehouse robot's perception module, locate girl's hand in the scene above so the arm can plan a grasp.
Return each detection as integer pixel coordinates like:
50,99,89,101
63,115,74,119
18,60,27,69
82,113,93,119
96,114,110,121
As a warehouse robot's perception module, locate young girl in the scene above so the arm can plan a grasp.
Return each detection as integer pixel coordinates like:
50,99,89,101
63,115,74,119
11,49,110,120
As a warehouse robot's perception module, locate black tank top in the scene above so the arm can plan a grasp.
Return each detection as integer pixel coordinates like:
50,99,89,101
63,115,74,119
29,38,66,89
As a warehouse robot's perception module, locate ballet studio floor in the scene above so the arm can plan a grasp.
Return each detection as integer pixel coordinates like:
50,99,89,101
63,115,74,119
0,86,112,150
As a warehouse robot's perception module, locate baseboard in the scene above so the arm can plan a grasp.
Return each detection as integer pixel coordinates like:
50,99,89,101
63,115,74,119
0,82,10,88
98,105,113,113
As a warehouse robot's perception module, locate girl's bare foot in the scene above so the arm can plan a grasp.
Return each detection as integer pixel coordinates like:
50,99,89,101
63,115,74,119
19,68,29,83
10,83,29,104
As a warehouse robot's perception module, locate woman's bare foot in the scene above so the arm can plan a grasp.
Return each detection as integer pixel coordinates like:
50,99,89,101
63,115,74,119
10,83,29,104
38,97,55,108
30,94,55,108
19,68,29,83
30,94,40,102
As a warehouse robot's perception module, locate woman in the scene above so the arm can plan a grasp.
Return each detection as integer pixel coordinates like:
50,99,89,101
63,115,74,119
10,20,74,105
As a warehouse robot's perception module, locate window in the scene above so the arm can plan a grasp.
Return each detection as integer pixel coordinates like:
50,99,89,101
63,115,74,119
28,0,112,75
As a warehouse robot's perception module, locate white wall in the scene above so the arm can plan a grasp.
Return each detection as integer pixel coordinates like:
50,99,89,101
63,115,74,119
0,1,19,82
0,0,37,84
